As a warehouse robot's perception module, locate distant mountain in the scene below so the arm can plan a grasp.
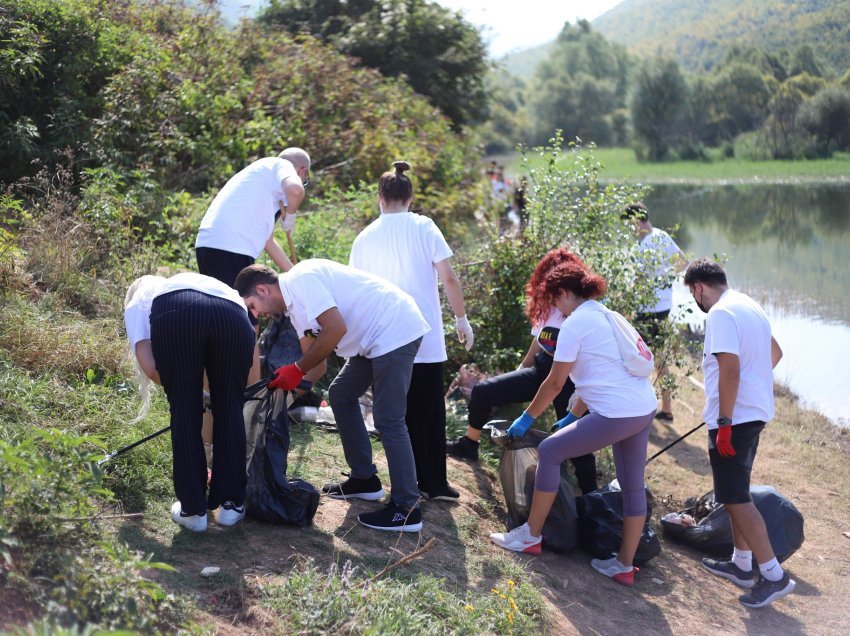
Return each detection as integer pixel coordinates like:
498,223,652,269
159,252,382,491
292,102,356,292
592,0,850,74
496,41,554,78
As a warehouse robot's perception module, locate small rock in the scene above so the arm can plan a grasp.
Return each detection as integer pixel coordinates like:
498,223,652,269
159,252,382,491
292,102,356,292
843,532,850,539
652,578,664,585
201,566,220,577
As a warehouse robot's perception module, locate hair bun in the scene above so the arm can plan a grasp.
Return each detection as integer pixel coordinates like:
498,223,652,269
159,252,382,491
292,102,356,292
393,160,411,174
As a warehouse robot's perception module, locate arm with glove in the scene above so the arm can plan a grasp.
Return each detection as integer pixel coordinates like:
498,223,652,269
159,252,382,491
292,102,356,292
713,352,740,457
435,258,473,351
506,359,575,437
267,307,343,391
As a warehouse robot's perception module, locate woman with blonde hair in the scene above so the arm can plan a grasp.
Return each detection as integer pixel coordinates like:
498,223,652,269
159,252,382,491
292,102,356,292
124,272,254,532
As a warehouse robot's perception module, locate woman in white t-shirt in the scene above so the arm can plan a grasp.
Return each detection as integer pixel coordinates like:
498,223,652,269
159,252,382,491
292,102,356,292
349,161,473,501
490,253,657,588
446,247,598,495
123,273,255,533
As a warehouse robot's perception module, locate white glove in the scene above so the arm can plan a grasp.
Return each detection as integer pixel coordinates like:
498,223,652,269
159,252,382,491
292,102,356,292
279,212,296,233
455,315,474,351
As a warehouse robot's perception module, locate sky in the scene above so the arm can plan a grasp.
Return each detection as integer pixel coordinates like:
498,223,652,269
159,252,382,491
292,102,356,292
438,0,626,57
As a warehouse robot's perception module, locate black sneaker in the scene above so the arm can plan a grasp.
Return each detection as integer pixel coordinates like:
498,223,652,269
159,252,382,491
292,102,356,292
701,558,757,589
739,571,796,608
322,473,385,501
420,484,460,502
358,502,422,533
446,435,479,461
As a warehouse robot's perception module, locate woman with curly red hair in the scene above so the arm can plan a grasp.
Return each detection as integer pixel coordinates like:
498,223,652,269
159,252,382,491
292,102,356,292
490,252,657,587
446,247,598,495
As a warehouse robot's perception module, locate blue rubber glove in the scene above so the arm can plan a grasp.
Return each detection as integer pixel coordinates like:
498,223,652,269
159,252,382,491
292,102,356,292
554,411,580,431
507,411,536,437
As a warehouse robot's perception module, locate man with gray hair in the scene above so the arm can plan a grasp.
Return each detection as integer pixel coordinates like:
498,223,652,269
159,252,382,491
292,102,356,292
196,147,311,284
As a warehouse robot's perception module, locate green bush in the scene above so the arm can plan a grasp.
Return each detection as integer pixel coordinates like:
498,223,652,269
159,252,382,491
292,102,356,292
0,428,183,632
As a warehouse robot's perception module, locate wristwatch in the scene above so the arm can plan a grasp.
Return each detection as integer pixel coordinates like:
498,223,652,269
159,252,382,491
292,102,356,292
717,416,733,427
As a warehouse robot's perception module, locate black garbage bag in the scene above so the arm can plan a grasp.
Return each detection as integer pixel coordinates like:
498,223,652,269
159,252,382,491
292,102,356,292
243,384,319,526
661,485,804,563
489,425,577,553
576,482,661,566
258,315,302,376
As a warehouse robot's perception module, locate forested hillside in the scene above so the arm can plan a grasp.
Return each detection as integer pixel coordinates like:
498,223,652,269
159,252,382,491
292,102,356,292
593,0,850,74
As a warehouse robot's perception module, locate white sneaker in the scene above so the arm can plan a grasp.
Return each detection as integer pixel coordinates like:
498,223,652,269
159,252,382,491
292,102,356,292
171,501,207,532
489,522,542,554
217,501,245,526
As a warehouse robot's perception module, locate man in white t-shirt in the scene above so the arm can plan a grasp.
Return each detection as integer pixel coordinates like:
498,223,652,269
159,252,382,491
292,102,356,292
196,147,311,287
623,202,686,421
685,258,795,609
234,260,430,533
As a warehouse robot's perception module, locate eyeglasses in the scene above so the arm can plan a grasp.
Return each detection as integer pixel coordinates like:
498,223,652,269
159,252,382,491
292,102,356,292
302,177,310,188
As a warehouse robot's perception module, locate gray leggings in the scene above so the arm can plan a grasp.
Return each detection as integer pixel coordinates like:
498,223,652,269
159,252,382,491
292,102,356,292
536,410,655,516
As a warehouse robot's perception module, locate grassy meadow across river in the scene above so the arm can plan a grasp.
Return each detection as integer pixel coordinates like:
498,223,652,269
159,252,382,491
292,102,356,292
499,147,850,185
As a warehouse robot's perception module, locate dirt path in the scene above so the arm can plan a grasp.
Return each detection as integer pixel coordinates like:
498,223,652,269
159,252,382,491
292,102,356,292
109,378,849,635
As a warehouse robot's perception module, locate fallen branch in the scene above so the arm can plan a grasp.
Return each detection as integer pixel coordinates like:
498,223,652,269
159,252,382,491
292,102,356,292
369,537,436,582
59,512,144,522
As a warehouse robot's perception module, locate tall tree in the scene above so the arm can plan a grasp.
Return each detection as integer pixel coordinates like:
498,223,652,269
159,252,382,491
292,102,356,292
527,20,631,146
258,0,488,128
630,58,687,161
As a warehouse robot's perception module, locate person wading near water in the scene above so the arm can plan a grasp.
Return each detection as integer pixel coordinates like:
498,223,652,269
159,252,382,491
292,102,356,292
349,160,473,502
123,273,255,532
622,201,686,422
685,258,795,609
235,260,430,532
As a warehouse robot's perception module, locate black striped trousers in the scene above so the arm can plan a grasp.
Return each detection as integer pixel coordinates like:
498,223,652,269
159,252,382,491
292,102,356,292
150,290,255,515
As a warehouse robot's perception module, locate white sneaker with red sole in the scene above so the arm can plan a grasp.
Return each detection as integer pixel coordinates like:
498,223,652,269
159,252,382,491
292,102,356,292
591,555,639,586
489,522,542,554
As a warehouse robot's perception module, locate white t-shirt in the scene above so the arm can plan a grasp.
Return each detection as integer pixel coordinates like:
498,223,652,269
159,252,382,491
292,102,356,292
530,307,566,356
279,259,430,359
196,157,297,258
636,228,681,313
701,289,775,428
349,212,453,363
124,272,248,348
553,300,657,418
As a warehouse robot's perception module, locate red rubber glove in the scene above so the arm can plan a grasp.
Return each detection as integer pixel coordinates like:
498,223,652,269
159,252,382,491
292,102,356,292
267,363,304,392
715,424,736,457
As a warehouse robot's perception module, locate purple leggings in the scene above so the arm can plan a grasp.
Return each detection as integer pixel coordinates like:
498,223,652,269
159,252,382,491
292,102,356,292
536,410,655,516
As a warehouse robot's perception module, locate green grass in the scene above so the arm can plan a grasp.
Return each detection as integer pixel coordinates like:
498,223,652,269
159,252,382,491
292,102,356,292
1,300,553,633
500,147,850,184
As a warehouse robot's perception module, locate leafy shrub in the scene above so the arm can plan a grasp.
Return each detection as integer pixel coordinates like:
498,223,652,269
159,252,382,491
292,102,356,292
456,136,695,413
0,428,183,632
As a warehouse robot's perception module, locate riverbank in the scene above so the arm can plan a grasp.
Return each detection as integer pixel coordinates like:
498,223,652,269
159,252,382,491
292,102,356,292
2,328,849,632
496,147,850,185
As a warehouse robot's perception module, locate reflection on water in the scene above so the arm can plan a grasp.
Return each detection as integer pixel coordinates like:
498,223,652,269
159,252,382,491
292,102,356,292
648,184,850,426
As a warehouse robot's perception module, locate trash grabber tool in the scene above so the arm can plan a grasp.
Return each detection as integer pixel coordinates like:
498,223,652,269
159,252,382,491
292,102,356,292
645,421,706,465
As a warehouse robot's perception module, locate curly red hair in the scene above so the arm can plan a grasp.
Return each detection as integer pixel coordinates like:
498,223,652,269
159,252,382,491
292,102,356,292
544,260,607,302
525,247,583,326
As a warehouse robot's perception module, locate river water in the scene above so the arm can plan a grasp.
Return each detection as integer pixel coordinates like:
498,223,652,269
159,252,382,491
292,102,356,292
646,184,850,427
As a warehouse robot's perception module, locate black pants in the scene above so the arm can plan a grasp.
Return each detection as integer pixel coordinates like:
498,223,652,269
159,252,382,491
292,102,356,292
196,246,258,325
467,352,598,494
150,290,255,515
405,361,448,493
